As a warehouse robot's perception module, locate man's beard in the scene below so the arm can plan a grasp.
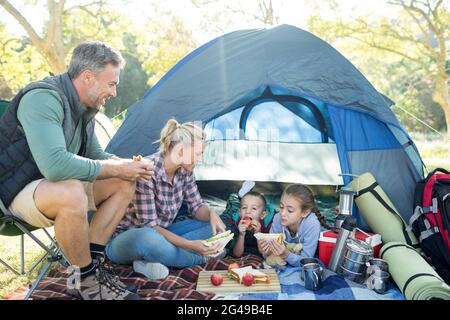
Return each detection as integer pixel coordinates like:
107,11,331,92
88,93,104,110
94,97,104,109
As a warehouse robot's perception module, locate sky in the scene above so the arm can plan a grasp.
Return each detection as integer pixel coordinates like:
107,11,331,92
0,0,398,45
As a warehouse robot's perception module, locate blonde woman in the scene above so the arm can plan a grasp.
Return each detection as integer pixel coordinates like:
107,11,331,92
106,119,226,278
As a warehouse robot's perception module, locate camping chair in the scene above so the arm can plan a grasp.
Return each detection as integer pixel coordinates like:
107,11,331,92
0,197,69,299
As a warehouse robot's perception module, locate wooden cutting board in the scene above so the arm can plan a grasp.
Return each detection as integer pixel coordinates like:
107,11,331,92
196,269,281,294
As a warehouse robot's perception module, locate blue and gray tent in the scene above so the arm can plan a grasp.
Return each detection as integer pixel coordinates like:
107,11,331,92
107,24,425,226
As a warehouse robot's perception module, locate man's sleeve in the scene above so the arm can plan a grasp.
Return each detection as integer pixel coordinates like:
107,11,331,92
86,132,115,160
17,89,102,181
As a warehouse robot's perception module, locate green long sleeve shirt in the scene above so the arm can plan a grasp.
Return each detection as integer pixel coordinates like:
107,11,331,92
17,88,113,182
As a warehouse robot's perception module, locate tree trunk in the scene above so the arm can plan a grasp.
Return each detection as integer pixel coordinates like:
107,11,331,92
432,77,450,157
0,0,67,75
45,0,67,74
42,46,67,74
444,104,450,159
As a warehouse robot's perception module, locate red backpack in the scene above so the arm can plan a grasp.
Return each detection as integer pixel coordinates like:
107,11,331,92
409,168,450,284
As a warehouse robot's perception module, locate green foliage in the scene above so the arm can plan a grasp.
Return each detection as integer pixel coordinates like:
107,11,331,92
137,15,196,87
62,3,135,56
346,48,445,132
0,24,51,99
103,34,150,118
412,131,449,159
0,1,197,118
307,1,448,134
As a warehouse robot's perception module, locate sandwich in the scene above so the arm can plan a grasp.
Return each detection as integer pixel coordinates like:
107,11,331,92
254,233,303,267
227,266,270,284
253,232,285,244
133,154,154,167
202,230,234,257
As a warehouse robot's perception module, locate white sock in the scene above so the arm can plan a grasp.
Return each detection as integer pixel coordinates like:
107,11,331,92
238,180,256,198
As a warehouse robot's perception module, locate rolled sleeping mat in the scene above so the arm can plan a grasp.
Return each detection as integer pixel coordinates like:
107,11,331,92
381,242,450,300
348,172,420,249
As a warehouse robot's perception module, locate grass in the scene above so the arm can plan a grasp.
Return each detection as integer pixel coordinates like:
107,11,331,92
411,132,450,172
0,132,448,299
0,228,56,299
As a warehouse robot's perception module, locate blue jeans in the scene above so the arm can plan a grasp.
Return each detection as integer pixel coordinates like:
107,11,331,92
106,219,213,268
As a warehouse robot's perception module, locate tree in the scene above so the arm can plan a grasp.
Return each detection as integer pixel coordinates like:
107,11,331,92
0,0,133,74
0,1,197,119
191,0,280,33
308,0,449,150
1,0,68,73
136,15,197,87
103,34,150,118
0,23,50,99
0,0,151,118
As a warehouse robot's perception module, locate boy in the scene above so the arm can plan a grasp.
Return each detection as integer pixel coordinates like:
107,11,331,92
226,191,271,258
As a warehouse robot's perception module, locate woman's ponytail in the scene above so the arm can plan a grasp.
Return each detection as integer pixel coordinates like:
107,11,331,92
157,119,205,155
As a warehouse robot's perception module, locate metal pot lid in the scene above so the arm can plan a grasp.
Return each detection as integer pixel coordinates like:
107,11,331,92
346,238,373,255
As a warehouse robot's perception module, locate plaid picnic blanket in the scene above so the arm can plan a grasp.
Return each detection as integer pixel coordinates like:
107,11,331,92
30,255,265,300
28,254,405,300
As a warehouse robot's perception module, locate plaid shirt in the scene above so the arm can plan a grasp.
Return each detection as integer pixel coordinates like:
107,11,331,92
116,152,204,234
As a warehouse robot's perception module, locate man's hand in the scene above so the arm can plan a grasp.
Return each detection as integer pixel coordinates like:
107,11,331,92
119,159,154,183
209,211,226,236
98,158,154,182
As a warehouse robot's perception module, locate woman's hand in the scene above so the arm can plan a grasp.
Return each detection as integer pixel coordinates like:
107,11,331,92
269,239,289,259
209,211,226,236
257,239,271,257
188,240,222,257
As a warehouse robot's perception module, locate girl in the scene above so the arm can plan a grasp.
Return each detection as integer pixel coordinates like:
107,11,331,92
106,119,226,279
257,184,323,267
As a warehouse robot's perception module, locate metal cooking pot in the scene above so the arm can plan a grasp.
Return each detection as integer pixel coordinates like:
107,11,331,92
338,238,373,283
339,265,366,284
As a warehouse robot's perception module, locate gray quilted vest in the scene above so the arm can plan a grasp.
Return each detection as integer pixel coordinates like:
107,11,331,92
0,73,96,207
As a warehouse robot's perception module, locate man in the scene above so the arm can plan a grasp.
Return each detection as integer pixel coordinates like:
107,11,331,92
0,41,153,300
